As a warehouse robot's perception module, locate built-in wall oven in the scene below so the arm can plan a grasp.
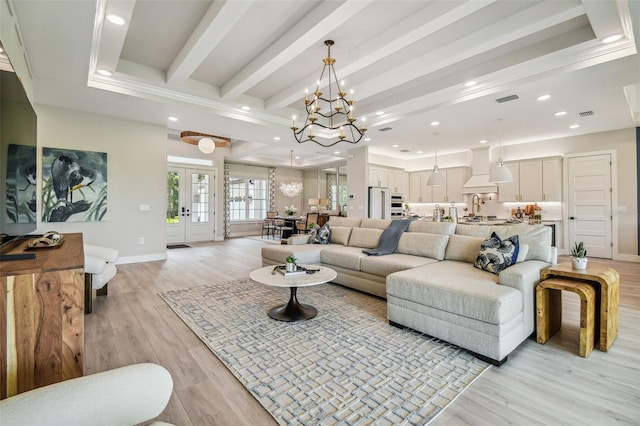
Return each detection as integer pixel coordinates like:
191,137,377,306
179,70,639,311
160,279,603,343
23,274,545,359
391,193,404,217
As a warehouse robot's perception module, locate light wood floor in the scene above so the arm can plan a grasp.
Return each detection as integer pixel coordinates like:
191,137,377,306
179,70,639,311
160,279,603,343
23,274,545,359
84,239,640,425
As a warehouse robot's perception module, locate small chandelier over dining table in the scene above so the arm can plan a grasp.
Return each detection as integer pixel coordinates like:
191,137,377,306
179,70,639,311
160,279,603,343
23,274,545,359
291,40,367,148
280,150,303,197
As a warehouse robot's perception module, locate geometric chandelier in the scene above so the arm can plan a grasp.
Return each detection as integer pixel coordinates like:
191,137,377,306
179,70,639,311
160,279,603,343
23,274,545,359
291,40,367,148
279,150,304,197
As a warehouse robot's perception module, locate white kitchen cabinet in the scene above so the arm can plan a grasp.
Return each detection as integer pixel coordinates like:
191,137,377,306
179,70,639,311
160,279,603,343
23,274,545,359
369,167,389,188
499,158,560,202
445,167,471,203
388,170,404,193
519,160,543,201
409,167,470,204
409,172,422,203
542,158,562,201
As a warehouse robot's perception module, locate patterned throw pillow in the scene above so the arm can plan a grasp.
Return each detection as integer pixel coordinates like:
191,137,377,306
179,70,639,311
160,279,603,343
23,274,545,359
310,222,331,244
474,232,519,274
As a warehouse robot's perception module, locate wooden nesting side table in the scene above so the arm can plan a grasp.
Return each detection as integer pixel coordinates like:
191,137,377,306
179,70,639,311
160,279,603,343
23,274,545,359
540,263,619,351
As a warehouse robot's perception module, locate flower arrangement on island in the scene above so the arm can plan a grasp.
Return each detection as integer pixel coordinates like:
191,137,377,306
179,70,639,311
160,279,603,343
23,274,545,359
284,205,298,216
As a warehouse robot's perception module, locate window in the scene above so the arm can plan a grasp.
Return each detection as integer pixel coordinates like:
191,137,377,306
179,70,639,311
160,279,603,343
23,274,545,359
229,177,267,220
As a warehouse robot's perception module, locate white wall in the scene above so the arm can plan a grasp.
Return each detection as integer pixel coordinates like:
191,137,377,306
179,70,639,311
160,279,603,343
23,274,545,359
36,105,168,263
347,146,368,218
274,167,304,215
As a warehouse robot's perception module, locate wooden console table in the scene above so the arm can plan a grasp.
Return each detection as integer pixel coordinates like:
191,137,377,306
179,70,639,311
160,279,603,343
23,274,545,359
540,262,619,351
0,233,84,399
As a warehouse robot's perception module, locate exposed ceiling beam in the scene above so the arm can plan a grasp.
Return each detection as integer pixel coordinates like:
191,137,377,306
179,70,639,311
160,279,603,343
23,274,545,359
220,0,374,101
91,0,136,76
266,0,497,110
166,0,253,84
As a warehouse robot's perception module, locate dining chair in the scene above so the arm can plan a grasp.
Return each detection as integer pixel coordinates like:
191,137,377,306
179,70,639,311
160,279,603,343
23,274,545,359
274,218,294,240
262,218,276,239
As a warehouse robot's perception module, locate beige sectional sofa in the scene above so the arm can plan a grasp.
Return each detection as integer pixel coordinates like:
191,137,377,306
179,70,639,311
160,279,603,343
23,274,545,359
261,217,556,365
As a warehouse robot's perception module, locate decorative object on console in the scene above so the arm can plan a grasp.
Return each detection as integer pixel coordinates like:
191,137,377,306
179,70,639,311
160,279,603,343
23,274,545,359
488,118,513,184
280,150,303,197
571,241,588,270
474,232,520,274
291,40,367,147
180,130,231,153
25,231,64,249
42,147,107,223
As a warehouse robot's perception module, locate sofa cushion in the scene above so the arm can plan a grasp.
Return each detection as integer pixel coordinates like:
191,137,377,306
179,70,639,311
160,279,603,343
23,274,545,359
474,232,519,274
329,226,352,245
328,217,362,227
456,224,551,262
348,228,383,249
407,221,456,235
395,233,449,261
261,244,330,265
310,222,331,244
387,261,522,325
360,218,392,230
360,254,438,277
445,234,485,263
321,246,368,270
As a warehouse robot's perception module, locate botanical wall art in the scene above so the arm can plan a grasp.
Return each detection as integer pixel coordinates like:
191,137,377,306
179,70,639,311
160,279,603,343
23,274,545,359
5,144,37,224
42,147,107,222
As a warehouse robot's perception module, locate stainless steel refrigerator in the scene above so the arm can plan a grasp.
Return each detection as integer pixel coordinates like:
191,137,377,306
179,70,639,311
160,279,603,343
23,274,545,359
368,186,391,219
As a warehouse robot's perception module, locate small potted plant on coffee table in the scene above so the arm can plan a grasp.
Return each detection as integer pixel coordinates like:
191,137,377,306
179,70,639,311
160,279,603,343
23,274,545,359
285,255,297,272
571,241,588,270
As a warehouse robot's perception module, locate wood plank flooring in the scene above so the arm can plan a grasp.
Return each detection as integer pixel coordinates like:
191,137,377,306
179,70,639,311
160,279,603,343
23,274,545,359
84,239,640,425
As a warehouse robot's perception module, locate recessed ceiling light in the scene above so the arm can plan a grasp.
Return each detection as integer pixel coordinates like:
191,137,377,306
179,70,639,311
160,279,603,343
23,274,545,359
416,150,423,154
334,151,340,155
537,94,551,101
602,33,623,44
295,155,300,159
569,124,580,129
0,47,4,53
96,69,112,76
376,111,384,116
479,139,487,144
392,144,399,148
241,106,250,111
106,14,126,26
554,111,567,117
464,80,477,87
364,138,371,142
273,137,280,141
430,121,440,126
168,116,178,122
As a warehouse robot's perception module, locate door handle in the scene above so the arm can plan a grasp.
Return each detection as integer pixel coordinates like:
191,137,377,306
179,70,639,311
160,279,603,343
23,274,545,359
569,216,575,220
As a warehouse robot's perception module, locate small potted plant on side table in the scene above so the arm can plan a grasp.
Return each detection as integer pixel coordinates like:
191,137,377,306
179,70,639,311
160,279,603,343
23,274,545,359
285,255,297,272
571,241,588,270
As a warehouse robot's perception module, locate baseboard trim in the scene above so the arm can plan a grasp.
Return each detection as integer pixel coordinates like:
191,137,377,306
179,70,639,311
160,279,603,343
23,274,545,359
613,253,640,262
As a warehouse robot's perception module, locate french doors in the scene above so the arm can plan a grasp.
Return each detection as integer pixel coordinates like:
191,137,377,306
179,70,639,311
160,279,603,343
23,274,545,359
567,154,612,258
166,167,215,244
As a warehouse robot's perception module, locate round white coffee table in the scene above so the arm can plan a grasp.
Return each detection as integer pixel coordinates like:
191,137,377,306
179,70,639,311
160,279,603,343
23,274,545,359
249,265,337,322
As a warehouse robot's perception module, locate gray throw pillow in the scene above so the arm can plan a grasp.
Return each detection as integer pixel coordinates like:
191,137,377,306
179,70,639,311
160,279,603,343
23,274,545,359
310,222,331,244
474,232,519,274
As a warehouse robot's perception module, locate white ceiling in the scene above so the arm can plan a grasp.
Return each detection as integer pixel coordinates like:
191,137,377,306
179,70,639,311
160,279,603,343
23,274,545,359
6,0,640,169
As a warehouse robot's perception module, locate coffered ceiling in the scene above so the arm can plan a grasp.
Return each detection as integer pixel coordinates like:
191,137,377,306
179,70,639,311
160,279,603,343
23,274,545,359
7,0,640,168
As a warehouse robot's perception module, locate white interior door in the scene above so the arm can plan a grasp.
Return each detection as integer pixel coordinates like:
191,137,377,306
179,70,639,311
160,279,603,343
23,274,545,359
567,154,612,258
166,167,215,244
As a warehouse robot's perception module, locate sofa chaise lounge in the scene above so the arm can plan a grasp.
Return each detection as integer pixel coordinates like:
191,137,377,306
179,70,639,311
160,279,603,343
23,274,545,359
261,217,556,365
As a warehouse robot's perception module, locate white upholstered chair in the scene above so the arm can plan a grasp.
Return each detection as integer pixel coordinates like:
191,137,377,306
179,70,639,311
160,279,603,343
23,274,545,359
0,363,174,426
84,244,119,314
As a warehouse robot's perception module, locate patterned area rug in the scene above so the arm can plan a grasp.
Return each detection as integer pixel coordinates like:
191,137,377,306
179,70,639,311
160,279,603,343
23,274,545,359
160,279,490,425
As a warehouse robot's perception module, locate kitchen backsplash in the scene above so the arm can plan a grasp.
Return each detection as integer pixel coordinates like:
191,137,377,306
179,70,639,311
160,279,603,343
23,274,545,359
408,196,562,221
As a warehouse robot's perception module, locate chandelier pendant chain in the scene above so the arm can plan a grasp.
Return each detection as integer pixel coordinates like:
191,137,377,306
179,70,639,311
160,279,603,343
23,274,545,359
291,40,366,147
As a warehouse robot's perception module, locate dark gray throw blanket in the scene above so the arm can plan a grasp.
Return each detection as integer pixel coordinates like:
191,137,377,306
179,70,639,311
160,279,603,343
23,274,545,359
362,219,412,256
